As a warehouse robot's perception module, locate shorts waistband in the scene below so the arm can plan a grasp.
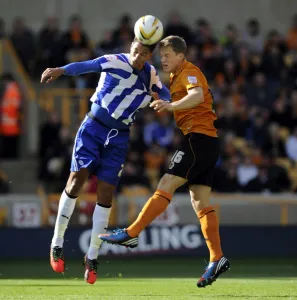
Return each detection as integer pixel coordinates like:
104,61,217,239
87,112,130,132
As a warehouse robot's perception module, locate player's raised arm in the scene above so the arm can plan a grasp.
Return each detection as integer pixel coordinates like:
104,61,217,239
40,55,118,83
40,67,65,83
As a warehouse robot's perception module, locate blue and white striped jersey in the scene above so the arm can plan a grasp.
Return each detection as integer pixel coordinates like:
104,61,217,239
62,53,170,130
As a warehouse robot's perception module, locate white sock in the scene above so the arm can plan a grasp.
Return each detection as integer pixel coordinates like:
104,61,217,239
51,190,77,248
87,204,111,260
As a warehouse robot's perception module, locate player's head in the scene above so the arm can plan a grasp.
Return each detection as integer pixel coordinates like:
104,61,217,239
130,37,158,70
159,35,187,73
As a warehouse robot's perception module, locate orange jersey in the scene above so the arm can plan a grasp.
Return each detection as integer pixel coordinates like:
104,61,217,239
170,60,217,137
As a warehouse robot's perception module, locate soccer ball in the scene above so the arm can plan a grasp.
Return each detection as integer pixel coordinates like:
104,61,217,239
134,15,163,45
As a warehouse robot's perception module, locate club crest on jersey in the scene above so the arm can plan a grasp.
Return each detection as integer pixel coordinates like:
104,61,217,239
187,76,197,84
105,55,117,61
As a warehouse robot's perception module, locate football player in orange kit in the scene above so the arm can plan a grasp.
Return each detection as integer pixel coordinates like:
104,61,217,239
100,36,230,288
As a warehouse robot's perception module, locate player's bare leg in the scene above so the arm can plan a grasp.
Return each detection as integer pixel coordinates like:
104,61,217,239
99,174,186,246
50,169,89,273
190,184,230,287
84,180,115,284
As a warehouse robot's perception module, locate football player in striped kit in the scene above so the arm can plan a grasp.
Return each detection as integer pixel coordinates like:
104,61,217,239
41,38,170,284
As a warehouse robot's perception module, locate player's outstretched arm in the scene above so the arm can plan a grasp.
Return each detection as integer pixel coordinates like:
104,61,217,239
41,55,115,83
41,68,64,83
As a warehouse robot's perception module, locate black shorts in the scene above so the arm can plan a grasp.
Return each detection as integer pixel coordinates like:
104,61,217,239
167,133,220,187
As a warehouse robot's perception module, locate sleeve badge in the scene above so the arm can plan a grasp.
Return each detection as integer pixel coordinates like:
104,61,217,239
187,76,198,84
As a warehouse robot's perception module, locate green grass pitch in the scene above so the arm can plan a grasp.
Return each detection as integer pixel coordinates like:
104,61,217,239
0,257,296,299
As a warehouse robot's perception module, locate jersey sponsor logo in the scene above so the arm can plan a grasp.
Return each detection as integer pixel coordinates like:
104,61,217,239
187,76,198,84
105,55,118,61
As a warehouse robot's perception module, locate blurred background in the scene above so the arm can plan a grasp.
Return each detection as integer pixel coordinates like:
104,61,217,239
0,0,297,265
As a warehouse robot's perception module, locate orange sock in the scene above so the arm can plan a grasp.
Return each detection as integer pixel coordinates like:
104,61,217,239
198,206,223,262
127,190,172,237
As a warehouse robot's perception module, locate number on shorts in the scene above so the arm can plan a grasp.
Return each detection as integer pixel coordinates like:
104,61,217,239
171,151,185,163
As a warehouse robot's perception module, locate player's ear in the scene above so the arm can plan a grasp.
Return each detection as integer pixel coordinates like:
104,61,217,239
178,53,184,60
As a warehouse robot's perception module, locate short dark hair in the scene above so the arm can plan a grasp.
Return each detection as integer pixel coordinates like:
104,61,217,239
159,35,187,55
133,37,158,53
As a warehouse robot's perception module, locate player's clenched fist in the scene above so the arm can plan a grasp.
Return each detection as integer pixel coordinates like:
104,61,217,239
40,67,64,83
150,100,173,112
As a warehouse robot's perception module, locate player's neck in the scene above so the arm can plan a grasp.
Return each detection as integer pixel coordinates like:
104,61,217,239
173,60,187,76
133,64,144,71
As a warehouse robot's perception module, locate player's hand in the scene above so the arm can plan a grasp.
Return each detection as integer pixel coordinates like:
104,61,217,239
150,100,173,112
40,68,64,83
